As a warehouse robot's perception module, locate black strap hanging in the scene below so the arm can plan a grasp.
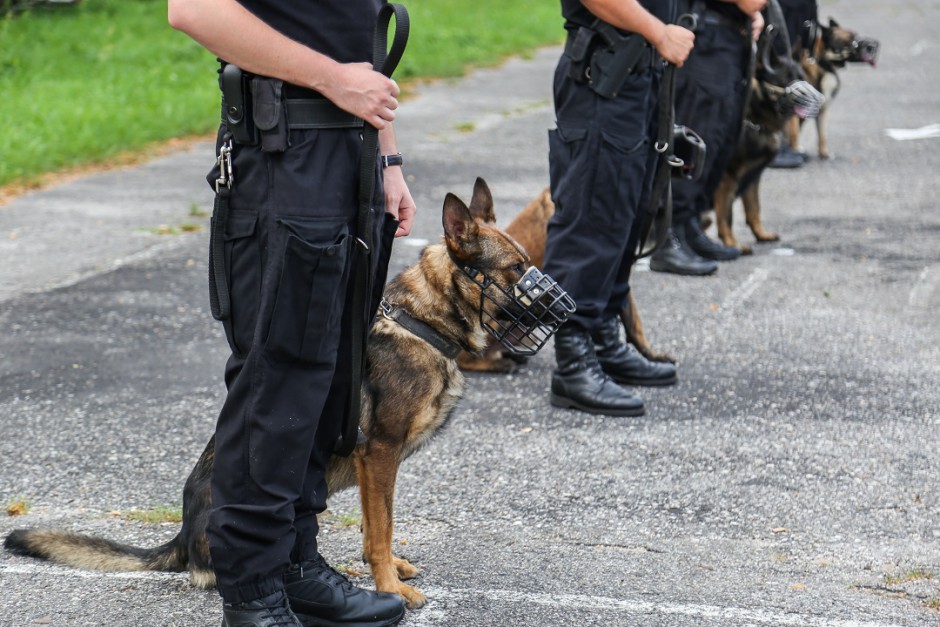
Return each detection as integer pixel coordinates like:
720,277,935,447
335,3,410,457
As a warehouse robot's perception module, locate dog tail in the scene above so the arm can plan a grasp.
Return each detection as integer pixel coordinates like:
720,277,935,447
4,527,187,574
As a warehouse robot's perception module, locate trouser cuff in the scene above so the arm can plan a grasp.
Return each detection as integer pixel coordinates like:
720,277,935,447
217,573,285,605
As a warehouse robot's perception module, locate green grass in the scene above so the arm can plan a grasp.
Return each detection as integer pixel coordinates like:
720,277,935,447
0,0,563,189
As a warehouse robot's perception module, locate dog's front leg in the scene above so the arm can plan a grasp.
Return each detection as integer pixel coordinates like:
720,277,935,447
621,292,675,364
356,442,427,609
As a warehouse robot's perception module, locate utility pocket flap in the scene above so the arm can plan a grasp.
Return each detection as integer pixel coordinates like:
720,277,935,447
224,210,258,241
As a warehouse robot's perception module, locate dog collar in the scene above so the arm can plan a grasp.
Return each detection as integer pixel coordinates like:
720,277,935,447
379,299,463,359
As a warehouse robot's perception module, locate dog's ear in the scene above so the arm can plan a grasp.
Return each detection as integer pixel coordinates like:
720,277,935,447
828,18,839,29
442,193,482,259
467,177,496,224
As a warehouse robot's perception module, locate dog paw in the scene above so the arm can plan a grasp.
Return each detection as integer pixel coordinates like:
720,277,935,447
395,582,428,609
754,231,779,243
393,556,420,580
740,244,754,255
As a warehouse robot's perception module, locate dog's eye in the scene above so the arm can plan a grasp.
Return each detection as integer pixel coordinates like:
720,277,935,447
512,262,527,276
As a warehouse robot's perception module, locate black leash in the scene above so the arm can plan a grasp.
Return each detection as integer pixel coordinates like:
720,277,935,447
335,3,410,457
209,136,233,321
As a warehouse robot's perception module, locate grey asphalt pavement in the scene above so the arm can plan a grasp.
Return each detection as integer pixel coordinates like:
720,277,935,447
2,1,939,625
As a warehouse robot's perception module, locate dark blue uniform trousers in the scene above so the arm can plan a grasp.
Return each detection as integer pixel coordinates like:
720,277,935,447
543,52,661,332
205,127,397,604
671,21,751,223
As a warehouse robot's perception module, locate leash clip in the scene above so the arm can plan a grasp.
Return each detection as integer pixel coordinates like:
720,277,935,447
215,139,234,193
379,298,394,319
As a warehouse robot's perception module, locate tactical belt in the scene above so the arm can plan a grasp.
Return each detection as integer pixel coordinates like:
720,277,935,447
683,0,750,37
220,95,363,130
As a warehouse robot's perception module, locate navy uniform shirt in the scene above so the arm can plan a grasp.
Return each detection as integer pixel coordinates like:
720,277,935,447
704,0,749,25
235,0,382,63
562,0,676,33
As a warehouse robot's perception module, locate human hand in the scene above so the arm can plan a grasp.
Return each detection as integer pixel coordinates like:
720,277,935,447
321,62,400,129
653,24,695,67
383,166,416,237
750,10,765,42
735,0,767,15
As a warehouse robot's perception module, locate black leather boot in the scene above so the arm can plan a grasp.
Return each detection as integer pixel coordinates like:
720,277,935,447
222,590,303,627
550,324,645,417
680,216,741,261
649,227,718,276
591,317,677,387
284,555,405,627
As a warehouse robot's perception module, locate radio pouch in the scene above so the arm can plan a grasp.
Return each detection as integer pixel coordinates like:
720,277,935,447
251,77,288,153
220,64,257,145
566,25,597,84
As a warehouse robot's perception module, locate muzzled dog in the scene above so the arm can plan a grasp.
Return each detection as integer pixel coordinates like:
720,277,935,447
456,185,675,373
787,18,879,160
712,14,825,254
4,179,574,611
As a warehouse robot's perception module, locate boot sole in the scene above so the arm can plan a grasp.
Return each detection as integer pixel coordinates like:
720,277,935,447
609,373,678,387
550,393,645,417
295,609,405,627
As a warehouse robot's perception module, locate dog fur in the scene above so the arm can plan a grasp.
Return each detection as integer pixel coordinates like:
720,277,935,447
456,187,675,373
712,19,810,254
5,178,536,610
787,18,878,160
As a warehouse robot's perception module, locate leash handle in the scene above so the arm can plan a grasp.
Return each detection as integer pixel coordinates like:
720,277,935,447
336,3,410,458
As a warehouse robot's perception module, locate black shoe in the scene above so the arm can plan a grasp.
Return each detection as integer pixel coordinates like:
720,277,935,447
680,217,741,261
284,555,405,627
550,324,645,417
649,228,718,276
222,590,303,627
769,145,807,169
591,317,677,387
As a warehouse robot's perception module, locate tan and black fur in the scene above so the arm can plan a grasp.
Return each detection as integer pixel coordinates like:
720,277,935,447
5,178,535,610
712,19,810,254
787,19,878,160
456,187,675,373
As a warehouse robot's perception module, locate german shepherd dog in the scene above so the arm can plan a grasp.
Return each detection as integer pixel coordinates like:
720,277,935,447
712,9,824,254
4,179,572,611
786,18,879,160
456,187,675,373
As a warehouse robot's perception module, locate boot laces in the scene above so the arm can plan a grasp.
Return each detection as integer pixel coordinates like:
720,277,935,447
308,554,358,593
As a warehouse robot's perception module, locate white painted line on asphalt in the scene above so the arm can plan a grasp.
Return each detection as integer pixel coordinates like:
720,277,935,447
720,268,770,314
884,123,940,141
412,586,906,627
0,563,188,582
0,565,907,627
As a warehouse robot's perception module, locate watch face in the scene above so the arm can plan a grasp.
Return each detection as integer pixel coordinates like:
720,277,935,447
384,154,403,168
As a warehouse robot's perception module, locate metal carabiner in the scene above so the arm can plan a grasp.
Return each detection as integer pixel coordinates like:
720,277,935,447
215,139,234,193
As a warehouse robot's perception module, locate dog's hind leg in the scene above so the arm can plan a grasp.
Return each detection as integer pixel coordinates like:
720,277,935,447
356,443,427,609
741,179,778,246
816,104,832,159
713,175,743,252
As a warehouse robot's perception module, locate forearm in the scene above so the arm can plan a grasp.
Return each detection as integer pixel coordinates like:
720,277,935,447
167,0,339,93
378,125,399,157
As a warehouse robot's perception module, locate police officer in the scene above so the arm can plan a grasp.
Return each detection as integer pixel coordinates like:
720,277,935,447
169,1,414,625
770,0,818,168
649,0,766,275
544,0,693,417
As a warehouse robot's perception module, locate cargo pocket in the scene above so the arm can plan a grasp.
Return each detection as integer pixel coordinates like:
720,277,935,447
548,124,589,225
223,210,261,358
264,216,352,366
591,130,648,228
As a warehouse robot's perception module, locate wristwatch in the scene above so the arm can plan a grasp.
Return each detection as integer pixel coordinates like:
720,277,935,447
381,152,403,169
